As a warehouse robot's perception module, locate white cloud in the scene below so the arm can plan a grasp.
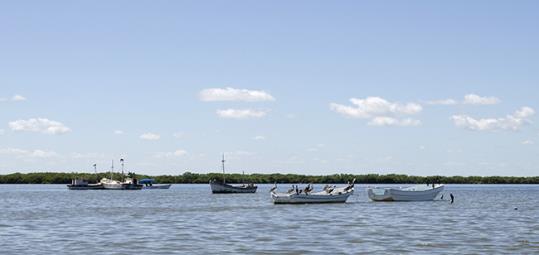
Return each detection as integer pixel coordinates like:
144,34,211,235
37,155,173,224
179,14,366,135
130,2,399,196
12,94,26,101
226,150,255,158
522,140,534,145
253,135,265,141
8,118,71,135
463,94,500,105
114,130,124,135
452,106,535,131
0,148,59,158
153,149,188,158
199,87,275,102
216,109,268,119
140,133,160,140
330,97,422,118
426,99,458,105
368,117,421,127
330,97,422,127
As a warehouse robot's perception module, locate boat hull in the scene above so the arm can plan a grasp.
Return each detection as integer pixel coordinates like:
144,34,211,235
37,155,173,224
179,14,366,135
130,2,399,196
143,184,172,189
103,183,143,190
271,190,353,204
367,185,444,201
67,184,104,190
210,182,257,193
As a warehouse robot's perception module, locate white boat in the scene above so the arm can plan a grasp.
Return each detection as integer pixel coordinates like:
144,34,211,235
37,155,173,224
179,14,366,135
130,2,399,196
100,178,124,190
367,184,444,201
101,177,143,190
271,182,355,204
209,154,257,194
100,160,143,190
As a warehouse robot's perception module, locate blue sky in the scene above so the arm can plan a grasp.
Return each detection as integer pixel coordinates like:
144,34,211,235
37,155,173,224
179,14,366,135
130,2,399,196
1,1,538,176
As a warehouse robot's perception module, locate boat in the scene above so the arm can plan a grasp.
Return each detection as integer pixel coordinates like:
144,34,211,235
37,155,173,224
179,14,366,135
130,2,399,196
270,181,355,204
209,154,257,194
67,164,104,190
101,159,143,190
67,178,104,190
101,177,143,190
367,184,444,201
140,179,172,189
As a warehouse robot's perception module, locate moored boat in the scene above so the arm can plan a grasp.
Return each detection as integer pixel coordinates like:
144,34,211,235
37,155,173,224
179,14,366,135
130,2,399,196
271,181,355,204
367,184,444,201
210,180,257,193
67,164,104,190
101,177,143,190
67,178,104,190
101,159,143,190
209,154,257,194
140,179,172,189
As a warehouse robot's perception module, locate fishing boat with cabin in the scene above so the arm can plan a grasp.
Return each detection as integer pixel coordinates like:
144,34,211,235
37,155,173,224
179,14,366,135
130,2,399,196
67,164,104,190
209,154,257,194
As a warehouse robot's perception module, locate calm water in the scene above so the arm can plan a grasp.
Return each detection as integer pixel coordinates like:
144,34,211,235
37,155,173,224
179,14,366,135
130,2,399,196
0,184,538,254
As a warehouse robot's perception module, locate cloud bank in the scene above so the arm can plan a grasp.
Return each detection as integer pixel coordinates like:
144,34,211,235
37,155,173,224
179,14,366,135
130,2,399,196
330,97,422,126
9,118,71,135
452,106,535,131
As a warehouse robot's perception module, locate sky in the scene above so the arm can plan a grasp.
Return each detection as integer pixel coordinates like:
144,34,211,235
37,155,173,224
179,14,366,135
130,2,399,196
1,1,538,176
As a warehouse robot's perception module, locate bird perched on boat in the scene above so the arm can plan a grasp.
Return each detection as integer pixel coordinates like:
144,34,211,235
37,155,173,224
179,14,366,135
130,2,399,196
304,184,314,194
344,179,356,192
287,186,295,193
269,183,277,193
327,186,335,193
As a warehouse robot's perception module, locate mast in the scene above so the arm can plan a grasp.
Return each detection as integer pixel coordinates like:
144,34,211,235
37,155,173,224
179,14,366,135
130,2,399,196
110,160,114,180
222,154,226,183
93,163,97,182
120,158,124,181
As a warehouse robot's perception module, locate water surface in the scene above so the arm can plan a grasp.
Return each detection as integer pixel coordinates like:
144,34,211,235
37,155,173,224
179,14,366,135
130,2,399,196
0,184,538,254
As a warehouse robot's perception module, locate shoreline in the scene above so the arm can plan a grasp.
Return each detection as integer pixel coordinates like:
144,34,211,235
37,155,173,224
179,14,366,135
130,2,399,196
1,172,538,185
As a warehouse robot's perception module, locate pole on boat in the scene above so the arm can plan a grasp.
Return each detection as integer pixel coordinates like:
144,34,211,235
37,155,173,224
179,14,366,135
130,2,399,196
222,153,226,184
120,158,124,181
93,163,97,182
111,160,114,180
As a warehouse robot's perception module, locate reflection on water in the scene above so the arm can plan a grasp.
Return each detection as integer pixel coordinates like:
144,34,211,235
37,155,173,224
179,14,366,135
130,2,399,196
0,184,538,254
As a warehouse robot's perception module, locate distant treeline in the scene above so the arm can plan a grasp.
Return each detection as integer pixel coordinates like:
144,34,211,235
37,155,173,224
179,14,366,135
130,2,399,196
0,172,539,184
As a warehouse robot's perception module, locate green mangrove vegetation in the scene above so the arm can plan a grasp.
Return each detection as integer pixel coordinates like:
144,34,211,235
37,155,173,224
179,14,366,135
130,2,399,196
0,172,538,184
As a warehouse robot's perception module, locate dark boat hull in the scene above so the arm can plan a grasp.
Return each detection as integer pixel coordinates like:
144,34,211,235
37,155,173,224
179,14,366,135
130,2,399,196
210,181,257,193
67,184,104,190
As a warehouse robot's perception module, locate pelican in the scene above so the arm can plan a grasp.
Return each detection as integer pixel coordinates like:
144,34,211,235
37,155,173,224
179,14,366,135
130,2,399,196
287,185,295,193
269,182,277,193
323,184,329,191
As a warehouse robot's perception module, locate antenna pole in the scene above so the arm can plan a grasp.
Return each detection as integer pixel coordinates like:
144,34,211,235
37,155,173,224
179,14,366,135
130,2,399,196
121,158,124,182
93,163,97,182
111,160,114,180
222,154,226,183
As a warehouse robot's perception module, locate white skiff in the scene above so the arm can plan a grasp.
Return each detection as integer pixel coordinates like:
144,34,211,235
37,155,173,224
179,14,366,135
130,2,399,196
367,184,444,201
271,182,354,204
